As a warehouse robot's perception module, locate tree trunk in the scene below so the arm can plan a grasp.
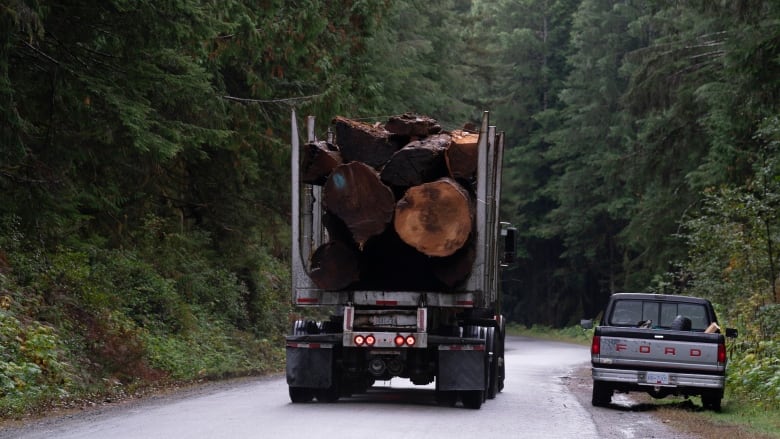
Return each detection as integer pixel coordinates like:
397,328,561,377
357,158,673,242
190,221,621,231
323,161,395,248
380,133,450,187
394,177,474,257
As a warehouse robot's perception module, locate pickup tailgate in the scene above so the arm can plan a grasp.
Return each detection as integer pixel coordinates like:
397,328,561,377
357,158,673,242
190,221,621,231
594,327,726,374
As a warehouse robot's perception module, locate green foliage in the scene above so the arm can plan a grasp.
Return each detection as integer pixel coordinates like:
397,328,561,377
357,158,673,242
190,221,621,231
678,114,780,407
727,340,780,409
142,309,284,381
0,311,73,416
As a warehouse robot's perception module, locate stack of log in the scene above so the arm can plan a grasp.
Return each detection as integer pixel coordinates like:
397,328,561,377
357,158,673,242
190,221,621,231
301,113,481,292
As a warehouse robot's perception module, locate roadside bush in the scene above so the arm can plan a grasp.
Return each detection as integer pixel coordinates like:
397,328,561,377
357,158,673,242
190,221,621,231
142,308,283,380
0,310,73,416
728,339,780,409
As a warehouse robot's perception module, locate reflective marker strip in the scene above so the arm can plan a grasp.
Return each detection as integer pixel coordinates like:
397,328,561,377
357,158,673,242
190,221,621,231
417,308,427,333
456,300,474,306
286,343,334,349
439,345,485,351
376,300,398,306
344,306,354,331
297,298,319,304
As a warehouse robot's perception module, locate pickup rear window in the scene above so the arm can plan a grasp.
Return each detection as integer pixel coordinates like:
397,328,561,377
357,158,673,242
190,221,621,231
608,299,710,331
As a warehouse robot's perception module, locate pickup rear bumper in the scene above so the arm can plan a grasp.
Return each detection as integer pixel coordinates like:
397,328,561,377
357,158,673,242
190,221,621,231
592,367,724,389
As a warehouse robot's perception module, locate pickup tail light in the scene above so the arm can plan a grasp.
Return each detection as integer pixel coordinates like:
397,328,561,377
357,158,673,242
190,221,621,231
591,335,601,355
717,342,726,363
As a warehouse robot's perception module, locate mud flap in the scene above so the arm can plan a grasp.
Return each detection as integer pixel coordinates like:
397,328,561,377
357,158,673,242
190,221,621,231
437,346,485,391
286,342,333,389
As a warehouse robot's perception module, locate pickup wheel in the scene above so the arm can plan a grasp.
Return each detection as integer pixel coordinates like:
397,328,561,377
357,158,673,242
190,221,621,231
591,380,612,407
701,391,722,412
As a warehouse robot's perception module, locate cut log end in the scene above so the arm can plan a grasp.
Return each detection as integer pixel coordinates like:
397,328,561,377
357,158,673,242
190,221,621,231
394,178,473,257
445,130,479,179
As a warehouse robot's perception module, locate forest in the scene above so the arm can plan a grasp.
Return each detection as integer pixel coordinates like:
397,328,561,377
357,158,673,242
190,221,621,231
1,0,778,415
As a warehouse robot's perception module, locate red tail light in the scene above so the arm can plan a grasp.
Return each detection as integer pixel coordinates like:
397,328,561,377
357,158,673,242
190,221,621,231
394,335,405,346
365,335,376,346
354,335,365,346
405,335,416,346
591,336,601,355
717,343,726,363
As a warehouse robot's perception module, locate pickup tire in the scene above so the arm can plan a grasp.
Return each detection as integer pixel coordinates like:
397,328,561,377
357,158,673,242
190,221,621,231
701,390,723,412
591,380,612,407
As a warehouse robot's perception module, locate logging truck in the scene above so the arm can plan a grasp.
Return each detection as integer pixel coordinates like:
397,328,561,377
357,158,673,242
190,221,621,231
285,110,516,409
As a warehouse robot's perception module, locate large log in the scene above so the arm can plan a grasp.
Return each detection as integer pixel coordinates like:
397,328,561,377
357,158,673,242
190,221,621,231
300,140,342,185
394,177,474,257
380,133,451,187
323,161,395,248
309,240,360,290
431,241,477,288
358,228,444,291
384,113,442,138
445,129,479,179
332,116,404,169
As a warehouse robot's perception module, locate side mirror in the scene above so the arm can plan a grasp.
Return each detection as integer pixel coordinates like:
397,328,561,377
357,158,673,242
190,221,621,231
725,328,738,338
502,225,517,266
580,319,593,329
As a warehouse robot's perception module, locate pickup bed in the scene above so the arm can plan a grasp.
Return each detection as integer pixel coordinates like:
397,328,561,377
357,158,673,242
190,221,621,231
581,293,737,411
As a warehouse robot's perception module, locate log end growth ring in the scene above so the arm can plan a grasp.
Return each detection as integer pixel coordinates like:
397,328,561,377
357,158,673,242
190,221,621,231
394,178,473,257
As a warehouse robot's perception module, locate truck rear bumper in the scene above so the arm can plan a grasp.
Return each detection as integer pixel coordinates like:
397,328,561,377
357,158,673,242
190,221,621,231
592,367,724,389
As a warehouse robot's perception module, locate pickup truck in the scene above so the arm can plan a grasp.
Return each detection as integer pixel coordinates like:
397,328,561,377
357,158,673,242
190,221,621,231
581,293,738,411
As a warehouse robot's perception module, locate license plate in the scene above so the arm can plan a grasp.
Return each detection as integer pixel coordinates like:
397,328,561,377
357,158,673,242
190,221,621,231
646,372,670,385
371,316,396,326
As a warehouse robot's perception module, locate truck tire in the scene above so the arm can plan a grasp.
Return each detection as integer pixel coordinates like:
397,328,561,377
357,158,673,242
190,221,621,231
315,379,340,403
462,390,484,409
591,380,612,407
435,390,458,407
487,327,499,399
289,386,315,403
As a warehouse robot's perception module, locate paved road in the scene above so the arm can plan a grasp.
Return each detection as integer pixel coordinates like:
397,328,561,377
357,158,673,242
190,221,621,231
0,336,695,439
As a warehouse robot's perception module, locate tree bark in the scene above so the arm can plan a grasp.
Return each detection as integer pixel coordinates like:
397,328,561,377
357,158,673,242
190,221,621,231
323,161,395,248
384,113,442,137
309,240,360,290
380,133,451,187
300,140,342,185
394,177,474,257
332,116,404,169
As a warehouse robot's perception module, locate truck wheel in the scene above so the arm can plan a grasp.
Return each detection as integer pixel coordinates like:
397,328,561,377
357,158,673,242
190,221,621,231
487,327,499,399
435,390,458,407
462,390,483,409
289,386,314,403
701,392,722,412
315,382,340,403
591,380,612,407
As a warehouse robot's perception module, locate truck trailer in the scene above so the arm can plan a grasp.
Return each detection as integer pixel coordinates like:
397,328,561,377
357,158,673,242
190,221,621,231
285,110,515,409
